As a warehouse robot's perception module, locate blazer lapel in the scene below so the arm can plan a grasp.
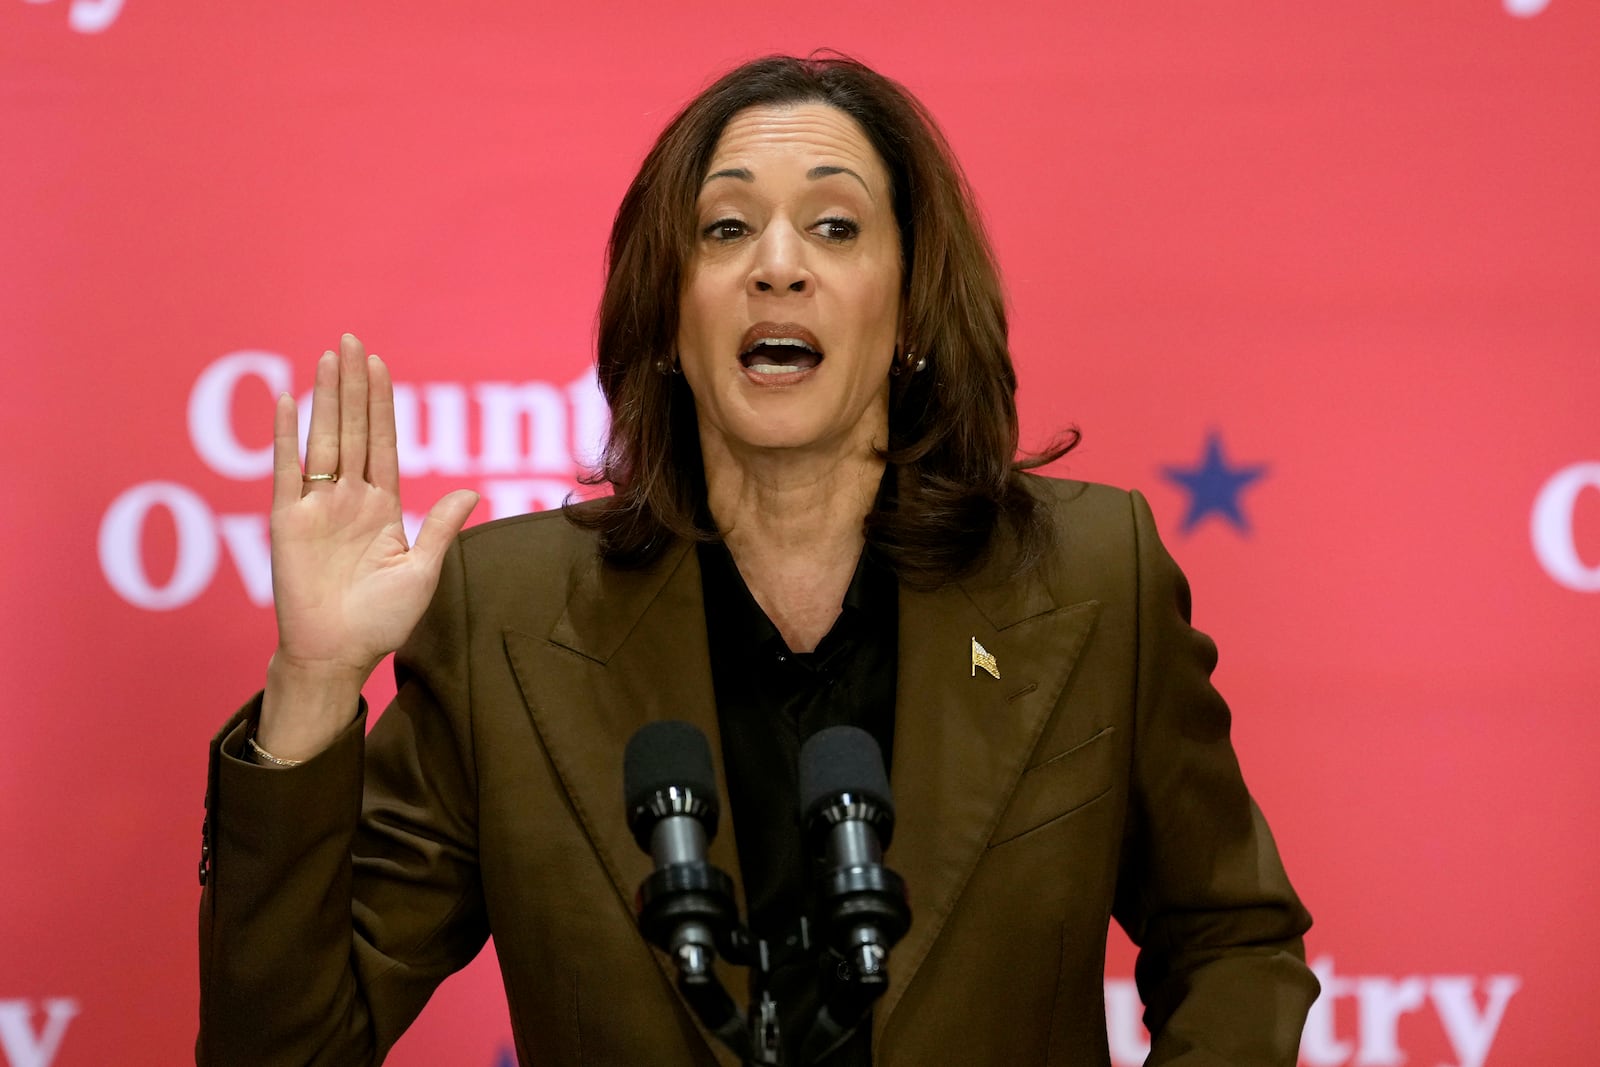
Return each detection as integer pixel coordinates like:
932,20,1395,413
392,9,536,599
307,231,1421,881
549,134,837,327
875,558,1100,1037
503,541,746,1065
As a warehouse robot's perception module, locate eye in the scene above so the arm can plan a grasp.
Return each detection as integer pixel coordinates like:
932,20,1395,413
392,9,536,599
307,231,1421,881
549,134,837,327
813,216,860,242
701,218,750,242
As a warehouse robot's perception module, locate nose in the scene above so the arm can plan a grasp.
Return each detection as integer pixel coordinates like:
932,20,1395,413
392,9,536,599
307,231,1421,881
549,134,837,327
747,224,812,296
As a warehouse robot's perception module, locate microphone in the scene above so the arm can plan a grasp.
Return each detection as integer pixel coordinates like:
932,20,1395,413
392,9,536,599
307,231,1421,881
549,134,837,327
798,725,911,1059
623,721,757,1061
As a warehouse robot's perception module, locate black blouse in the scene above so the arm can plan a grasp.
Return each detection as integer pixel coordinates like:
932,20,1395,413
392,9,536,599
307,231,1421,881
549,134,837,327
698,539,898,1066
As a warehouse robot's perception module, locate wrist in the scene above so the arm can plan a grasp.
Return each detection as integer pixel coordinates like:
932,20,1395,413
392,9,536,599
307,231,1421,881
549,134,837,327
258,651,367,761
267,648,371,694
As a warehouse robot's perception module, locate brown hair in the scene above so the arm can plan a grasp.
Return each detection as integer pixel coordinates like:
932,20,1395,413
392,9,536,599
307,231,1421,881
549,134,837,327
572,53,1077,587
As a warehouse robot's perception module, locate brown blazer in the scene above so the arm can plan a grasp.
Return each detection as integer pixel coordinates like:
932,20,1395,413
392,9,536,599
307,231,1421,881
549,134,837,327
197,477,1317,1066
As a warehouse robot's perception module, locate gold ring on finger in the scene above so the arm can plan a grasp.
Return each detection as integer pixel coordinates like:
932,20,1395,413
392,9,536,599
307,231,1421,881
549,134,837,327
303,473,339,483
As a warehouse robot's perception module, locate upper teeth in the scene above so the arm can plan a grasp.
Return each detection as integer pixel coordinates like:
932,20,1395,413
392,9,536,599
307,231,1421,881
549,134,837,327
753,337,813,350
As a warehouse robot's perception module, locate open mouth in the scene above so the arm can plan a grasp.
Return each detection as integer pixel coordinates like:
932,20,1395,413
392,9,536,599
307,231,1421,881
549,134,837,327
739,324,824,377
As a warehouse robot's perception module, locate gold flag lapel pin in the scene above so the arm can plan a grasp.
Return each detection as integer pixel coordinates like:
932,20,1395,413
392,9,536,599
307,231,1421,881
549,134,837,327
971,637,999,680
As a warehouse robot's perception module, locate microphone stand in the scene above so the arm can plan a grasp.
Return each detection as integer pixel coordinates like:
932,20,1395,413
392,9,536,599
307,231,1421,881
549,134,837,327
797,910,903,1065
637,861,783,1064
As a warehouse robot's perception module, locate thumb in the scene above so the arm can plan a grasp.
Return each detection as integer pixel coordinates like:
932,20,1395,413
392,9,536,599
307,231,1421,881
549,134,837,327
411,489,480,565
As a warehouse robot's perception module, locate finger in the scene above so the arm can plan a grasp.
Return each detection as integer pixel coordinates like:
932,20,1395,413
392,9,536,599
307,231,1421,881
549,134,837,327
338,333,369,482
305,350,340,477
410,490,480,567
271,392,303,510
366,355,401,493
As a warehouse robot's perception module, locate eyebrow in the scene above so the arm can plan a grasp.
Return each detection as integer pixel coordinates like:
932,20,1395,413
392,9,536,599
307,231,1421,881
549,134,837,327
700,165,874,199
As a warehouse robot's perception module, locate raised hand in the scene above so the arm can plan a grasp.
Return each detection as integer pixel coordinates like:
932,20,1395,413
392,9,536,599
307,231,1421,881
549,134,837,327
257,334,478,761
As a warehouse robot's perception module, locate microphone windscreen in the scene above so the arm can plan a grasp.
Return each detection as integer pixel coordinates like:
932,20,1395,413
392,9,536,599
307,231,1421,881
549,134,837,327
624,720,717,813
798,724,892,816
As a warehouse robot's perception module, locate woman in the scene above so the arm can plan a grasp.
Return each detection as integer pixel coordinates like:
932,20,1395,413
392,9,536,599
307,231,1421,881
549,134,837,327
198,55,1316,1066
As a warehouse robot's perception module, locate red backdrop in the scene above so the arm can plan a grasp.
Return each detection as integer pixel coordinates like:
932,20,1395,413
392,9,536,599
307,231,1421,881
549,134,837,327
2,2,1595,1065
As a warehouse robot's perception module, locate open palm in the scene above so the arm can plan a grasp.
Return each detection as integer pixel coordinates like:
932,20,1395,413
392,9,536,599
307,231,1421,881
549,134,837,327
259,334,477,756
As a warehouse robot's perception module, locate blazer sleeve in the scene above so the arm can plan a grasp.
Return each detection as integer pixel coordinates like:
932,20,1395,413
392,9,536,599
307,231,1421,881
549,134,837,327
1109,490,1320,1065
197,537,488,1067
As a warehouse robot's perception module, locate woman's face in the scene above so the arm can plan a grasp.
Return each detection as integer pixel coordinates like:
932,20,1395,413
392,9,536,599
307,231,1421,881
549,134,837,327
676,102,903,466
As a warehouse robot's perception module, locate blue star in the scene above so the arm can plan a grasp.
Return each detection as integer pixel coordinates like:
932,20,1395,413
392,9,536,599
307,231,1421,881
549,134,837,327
1160,432,1268,534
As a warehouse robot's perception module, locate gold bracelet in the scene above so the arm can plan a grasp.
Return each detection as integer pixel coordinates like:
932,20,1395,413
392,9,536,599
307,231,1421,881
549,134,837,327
248,735,305,768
